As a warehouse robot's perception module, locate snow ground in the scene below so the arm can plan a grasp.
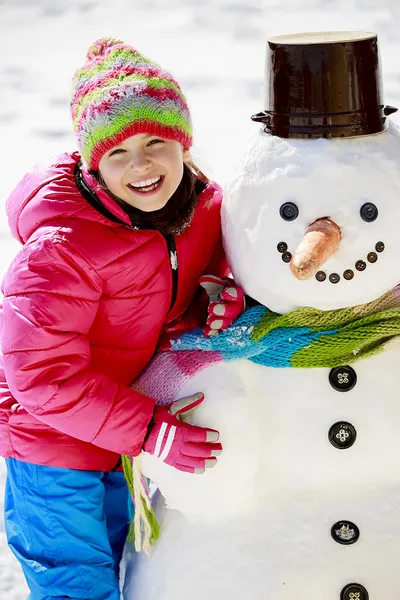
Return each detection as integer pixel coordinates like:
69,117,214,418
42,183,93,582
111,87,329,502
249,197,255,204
1,0,400,597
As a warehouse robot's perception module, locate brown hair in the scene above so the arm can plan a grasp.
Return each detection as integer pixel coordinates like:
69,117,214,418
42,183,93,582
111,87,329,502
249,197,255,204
91,157,209,235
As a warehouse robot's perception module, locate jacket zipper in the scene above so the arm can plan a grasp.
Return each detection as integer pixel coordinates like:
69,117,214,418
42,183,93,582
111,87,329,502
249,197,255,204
111,456,122,471
162,233,179,311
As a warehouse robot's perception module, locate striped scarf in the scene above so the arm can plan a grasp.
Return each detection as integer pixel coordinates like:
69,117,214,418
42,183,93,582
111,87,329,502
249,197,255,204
135,284,400,404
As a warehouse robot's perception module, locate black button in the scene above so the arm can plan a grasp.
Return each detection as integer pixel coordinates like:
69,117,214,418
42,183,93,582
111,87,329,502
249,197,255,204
375,241,385,252
280,202,299,221
282,252,292,263
316,271,326,282
355,260,366,271
331,520,360,545
343,269,354,280
329,273,340,284
329,422,357,449
340,583,369,600
277,241,288,253
329,366,357,392
360,202,378,222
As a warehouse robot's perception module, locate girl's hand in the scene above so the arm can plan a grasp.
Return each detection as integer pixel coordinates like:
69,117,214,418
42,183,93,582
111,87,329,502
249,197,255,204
199,275,245,337
143,393,222,474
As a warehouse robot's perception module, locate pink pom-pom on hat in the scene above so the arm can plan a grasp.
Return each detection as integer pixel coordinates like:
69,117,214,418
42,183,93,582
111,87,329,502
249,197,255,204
71,37,193,170
85,37,124,60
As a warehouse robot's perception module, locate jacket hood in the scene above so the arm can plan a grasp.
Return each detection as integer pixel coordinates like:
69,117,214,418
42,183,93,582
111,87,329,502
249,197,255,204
6,152,222,244
6,152,132,244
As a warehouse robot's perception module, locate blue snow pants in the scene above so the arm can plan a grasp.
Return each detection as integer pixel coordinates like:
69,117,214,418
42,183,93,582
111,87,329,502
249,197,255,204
4,458,133,600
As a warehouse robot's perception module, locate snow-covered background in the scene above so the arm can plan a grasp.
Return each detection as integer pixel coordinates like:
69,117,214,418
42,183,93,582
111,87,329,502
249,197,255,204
1,0,400,596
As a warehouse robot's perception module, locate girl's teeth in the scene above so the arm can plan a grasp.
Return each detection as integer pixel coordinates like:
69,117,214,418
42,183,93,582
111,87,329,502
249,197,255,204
130,176,161,189
137,182,158,192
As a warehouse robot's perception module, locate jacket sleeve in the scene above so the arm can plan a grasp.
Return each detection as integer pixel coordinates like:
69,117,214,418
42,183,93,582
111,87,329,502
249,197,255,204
1,235,155,457
187,231,231,327
161,230,232,339
203,230,231,280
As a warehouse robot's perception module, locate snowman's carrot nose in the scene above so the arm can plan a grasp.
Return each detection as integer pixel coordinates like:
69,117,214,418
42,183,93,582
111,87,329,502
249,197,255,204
290,218,341,280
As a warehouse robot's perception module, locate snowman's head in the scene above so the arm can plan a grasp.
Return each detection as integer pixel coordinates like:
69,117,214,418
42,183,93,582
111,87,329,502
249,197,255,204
222,122,400,313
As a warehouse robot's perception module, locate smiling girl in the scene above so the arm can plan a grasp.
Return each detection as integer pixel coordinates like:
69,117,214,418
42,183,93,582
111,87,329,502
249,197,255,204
0,38,244,600
99,134,186,211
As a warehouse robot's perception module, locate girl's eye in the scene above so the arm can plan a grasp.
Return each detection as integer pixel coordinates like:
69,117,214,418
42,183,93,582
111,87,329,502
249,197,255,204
147,139,164,146
109,148,126,157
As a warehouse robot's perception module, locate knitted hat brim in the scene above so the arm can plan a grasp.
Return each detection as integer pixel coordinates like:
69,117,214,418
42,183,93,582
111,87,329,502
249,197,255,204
87,121,192,170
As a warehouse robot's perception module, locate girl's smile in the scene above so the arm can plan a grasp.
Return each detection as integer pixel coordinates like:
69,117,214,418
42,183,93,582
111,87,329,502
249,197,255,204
127,175,164,195
98,134,187,211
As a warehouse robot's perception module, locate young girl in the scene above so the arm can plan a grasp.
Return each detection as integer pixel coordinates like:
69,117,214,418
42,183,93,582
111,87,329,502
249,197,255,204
0,38,244,600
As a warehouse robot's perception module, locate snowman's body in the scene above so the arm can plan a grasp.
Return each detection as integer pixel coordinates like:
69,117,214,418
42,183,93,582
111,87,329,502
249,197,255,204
129,345,400,599
126,123,400,600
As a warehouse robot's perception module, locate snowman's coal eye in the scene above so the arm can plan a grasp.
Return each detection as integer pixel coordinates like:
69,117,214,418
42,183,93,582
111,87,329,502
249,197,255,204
360,202,378,222
280,202,299,221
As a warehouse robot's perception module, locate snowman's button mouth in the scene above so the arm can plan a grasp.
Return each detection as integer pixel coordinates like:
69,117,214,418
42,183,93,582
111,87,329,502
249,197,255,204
277,241,288,253
355,260,367,271
277,240,384,282
329,273,340,284
343,269,354,280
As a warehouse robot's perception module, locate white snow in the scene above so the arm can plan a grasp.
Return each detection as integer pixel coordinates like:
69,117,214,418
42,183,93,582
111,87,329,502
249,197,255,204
2,0,400,598
129,341,400,599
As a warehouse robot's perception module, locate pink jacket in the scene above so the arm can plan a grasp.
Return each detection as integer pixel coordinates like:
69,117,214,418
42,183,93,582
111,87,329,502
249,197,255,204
0,152,228,470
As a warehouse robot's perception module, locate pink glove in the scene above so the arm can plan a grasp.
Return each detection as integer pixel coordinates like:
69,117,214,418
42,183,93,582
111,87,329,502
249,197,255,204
200,275,245,337
143,393,222,474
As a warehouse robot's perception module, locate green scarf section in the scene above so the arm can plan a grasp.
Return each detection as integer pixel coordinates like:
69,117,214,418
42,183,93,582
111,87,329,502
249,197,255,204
164,285,400,369
252,286,400,367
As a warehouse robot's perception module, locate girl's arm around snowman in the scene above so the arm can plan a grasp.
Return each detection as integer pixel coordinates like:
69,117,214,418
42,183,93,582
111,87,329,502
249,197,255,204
1,234,156,458
166,232,244,338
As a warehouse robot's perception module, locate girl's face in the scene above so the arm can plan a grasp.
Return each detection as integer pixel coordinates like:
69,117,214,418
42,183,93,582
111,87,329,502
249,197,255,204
98,134,187,211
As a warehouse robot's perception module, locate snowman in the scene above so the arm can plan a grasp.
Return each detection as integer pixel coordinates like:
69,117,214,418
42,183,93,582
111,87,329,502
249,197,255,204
125,32,400,600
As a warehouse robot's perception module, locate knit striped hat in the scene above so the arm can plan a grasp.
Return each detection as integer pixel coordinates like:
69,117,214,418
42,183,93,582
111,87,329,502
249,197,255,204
71,38,193,170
